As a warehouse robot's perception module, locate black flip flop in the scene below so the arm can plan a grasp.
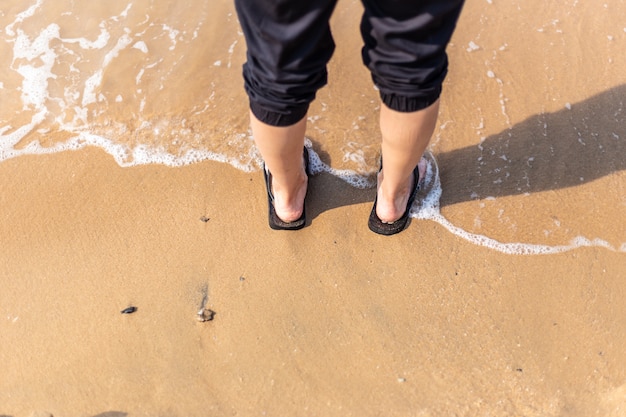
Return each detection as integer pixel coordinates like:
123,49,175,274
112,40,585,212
368,163,421,236
263,147,310,230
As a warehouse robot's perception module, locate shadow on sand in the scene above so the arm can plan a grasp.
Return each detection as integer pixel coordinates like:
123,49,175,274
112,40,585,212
307,84,625,220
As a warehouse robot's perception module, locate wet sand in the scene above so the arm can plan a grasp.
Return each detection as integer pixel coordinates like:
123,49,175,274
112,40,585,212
2,0,626,416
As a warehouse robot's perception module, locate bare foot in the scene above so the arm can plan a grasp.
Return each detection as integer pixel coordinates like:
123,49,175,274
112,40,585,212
375,157,427,223
268,154,308,223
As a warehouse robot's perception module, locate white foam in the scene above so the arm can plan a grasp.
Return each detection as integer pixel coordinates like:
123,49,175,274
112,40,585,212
133,41,148,53
82,70,103,106
5,0,44,36
306,141,374,189
61,26,110,49
467,41,480,52
227,39,238,68
103,30,133,66
0,111,47,153
119,3,133,19
80,32,133,106
13,24,60,111
0,129,260,173
162,24,180,50
4,19,58,142
136,68,145,84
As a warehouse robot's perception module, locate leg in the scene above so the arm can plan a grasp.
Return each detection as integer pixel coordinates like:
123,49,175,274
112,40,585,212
251,112,308,223
376,100,439,223
235,0,338,226
361,0,465,233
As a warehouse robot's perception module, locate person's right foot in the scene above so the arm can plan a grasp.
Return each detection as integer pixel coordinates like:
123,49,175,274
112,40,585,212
265,149,309,224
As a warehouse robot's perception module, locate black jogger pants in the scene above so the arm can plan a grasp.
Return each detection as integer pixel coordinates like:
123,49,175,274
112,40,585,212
235,0,465,126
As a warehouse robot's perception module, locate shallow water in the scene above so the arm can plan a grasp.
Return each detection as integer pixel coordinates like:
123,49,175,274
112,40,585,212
0,0,256,168
1,0,625,254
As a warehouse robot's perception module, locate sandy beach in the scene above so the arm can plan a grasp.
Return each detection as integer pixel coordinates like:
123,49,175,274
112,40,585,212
1,0,626,416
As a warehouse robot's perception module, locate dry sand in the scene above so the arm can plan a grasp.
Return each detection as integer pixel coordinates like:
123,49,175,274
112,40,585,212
1,0,626,416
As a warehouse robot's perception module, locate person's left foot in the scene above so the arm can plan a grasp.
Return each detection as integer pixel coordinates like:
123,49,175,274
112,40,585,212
375,158,427,223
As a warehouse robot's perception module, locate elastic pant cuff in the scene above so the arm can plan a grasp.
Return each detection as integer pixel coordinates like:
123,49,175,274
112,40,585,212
250,101,309,127
380,88,442,113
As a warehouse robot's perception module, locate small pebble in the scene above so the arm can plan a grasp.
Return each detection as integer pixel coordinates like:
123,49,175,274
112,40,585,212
121,306,137,314
197,308,216,322
397,377,406,383
200,216,210,223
